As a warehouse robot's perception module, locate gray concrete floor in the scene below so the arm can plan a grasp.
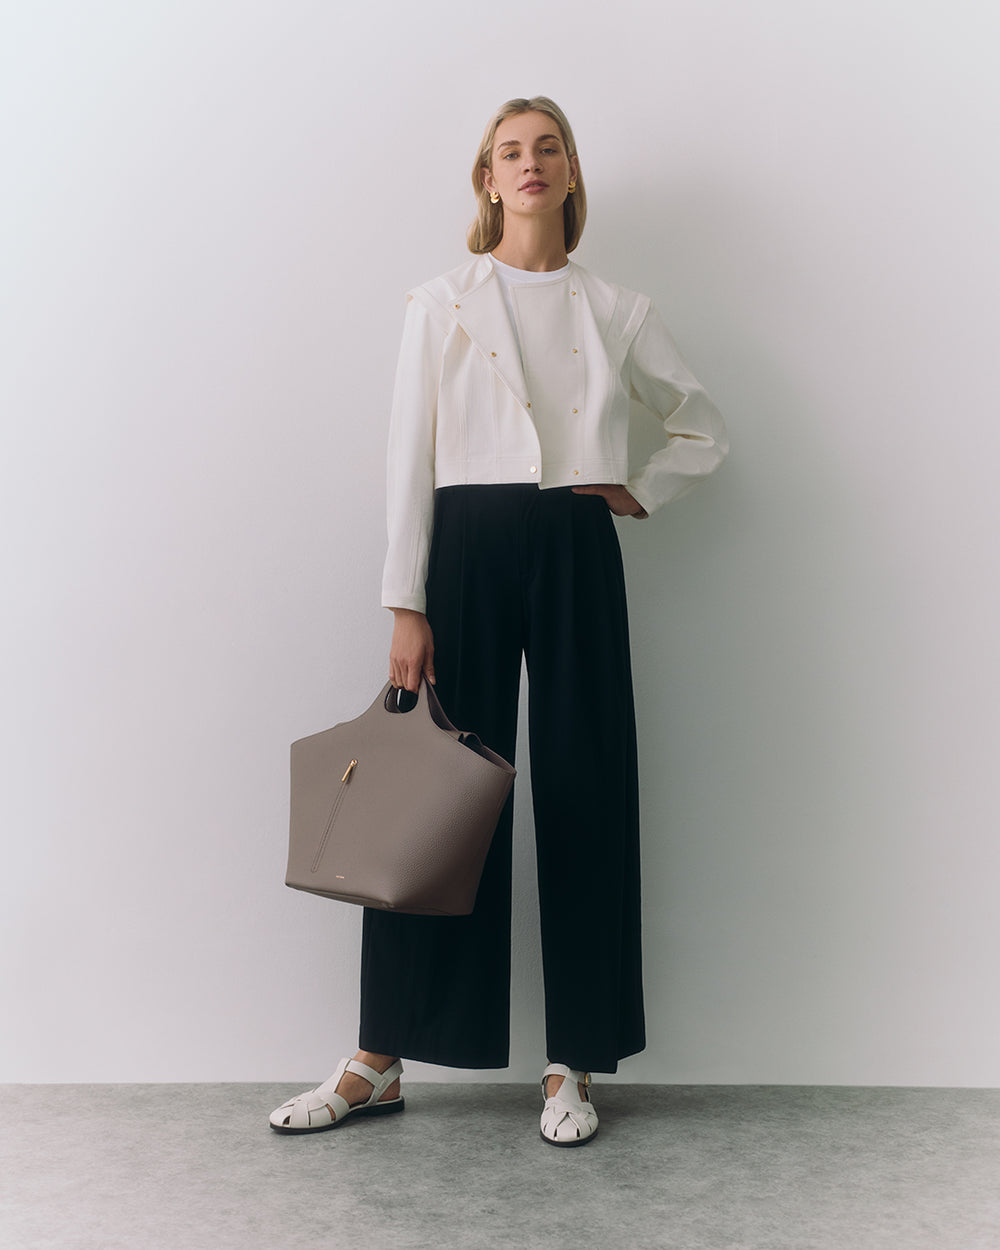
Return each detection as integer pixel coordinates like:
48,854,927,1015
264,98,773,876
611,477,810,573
2,1083,999,1249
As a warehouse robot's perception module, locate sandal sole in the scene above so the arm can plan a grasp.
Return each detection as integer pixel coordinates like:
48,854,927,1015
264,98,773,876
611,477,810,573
539,1125,599,1148
269,1096,405,1134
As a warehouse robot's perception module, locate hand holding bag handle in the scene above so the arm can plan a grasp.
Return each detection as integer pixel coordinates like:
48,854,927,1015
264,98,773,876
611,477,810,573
285,678,516,916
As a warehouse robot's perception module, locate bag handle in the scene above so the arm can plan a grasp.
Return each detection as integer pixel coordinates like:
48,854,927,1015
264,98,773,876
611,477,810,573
382,678,466,740
377,680,509,767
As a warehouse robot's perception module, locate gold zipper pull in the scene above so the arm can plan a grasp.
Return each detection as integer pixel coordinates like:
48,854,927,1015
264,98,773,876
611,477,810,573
341,759,358,784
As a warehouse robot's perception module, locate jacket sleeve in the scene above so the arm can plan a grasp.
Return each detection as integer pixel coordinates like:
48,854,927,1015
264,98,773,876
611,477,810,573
380,295,444,613
624,302,729,517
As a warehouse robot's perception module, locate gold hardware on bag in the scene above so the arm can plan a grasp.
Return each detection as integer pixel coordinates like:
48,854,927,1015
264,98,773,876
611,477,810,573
341,760,358,784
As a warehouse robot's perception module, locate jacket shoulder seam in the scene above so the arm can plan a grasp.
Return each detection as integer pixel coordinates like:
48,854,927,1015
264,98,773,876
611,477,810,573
407,287,454,335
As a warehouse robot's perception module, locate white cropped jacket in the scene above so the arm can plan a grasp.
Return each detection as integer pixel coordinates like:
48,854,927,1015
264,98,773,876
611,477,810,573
382,255,728,613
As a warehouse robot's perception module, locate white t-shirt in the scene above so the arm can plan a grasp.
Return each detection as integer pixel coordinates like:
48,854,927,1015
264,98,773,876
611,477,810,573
489,254,571,343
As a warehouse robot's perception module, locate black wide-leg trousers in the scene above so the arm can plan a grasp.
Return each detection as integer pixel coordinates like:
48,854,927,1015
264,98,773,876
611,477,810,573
360,485,646,1073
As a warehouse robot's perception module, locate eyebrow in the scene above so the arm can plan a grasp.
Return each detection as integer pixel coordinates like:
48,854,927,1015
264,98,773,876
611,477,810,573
496,134,562,150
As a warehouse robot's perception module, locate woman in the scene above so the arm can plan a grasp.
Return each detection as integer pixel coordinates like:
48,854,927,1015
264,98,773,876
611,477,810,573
270,96,727,1146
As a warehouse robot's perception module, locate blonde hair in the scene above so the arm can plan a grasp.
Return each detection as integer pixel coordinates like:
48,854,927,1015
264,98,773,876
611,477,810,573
467,96,587,255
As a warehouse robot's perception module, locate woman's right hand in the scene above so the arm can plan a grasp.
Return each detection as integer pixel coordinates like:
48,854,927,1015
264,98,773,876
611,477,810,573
389,608,436,693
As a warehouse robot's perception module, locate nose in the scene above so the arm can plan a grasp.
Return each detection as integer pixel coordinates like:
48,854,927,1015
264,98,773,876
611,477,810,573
523,154,541,171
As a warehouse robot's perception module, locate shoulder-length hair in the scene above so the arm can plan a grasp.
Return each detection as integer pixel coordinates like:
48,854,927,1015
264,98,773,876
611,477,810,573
467,96,587,255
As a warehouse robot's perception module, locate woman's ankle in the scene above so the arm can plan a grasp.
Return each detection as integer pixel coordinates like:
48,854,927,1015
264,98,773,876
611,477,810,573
355,1050,398,1073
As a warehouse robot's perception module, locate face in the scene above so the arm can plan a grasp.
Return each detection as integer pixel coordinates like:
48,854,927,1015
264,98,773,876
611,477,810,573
482,110,579,216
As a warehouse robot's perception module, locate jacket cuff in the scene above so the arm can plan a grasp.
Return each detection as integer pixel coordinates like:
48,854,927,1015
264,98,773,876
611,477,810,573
382,592,427,614
626,479,658,518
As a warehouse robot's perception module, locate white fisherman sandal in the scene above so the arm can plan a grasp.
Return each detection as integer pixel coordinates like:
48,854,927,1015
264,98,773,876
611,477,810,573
539,1062,599,1147
269,1057,404,1134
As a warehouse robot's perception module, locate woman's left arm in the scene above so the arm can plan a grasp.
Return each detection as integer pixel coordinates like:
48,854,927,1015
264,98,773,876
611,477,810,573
620,302,729,518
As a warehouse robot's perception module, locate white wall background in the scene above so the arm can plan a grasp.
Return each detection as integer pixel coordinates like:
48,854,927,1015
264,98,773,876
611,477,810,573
2,0,998,1085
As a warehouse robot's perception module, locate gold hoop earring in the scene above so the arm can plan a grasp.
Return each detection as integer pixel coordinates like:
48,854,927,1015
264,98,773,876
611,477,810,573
567,180,577,194
489,190,500,204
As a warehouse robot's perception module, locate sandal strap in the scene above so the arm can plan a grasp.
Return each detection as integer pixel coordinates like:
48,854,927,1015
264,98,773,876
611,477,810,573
350,1057,404,1097
313,1057,351,1101
321,1092,351,1122
541,1063,590,1095
542,1099,599,1124
279,1086,345,1130
540,1096,599,1143
345,1058,389,1088
310,1057,403,1119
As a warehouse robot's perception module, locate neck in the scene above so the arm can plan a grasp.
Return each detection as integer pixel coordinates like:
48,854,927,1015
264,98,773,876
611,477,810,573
491,212,569,272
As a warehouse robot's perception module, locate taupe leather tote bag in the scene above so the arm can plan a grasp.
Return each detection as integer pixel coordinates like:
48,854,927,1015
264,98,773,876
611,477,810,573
286,680,515,916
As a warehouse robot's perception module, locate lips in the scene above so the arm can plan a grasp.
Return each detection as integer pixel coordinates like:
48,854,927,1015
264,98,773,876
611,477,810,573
519,180,548,191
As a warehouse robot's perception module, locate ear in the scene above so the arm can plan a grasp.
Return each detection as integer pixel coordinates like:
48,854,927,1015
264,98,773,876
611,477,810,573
569,153,580,183
482,166,496,196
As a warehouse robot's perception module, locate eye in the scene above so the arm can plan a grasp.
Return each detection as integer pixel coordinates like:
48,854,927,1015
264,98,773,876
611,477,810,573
502,150,519,159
